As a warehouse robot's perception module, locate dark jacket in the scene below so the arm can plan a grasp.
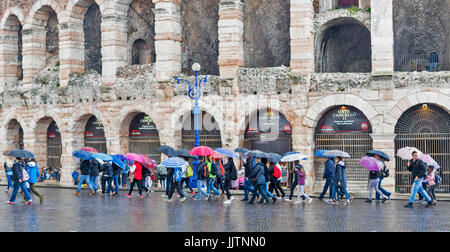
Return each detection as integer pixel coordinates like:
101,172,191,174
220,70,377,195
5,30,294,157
12,161,24,181
369,170,379,180
249,162,266,186
197,161,206,180
408,159,427,179
323,158,335,179
268,163,276,180
101,162,113,177
112,163,121,176
90,159,100,176
263,164,270,182
244,157,254,178
79,160,91,176
224,158,235,180
334,161,347,186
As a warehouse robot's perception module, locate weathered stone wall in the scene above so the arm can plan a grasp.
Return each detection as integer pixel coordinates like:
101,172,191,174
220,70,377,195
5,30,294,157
181,0,219,75
128,0,155,65
83,3,102,74
394,0,450,71
45,9,58,64
243,0,290,68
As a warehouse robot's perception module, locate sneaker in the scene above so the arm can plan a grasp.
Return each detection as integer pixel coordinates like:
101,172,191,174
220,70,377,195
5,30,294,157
364,199,372,203
25,200,32,205
90,191,95,196
272,197,277,204
194,197,202,201
124,194,132,198
165,198,172,202
74,191,80,196
331,200,339,205
161,194,168,198
137,195,144,199
308,198,313,204
425,201,433,208
382,198,387,203
284,198,292,202
146,190,151,197
223,200,231,205
207,196,212,201
230,196,235,202
6,201,14,205
39,195,44,204
325,199,332,204
295,200,302,204
180,197,186,203
100,193,105,197
5,190,9,193
241,198,249,202
404,202,413,208
191,192,196,197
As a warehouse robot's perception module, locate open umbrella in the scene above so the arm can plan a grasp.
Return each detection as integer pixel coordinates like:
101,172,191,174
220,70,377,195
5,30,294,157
282,151,301,157
396,147,422,160
72,150,94,160
2,150,13,156
420,154,440,169
157,145,177,157
189,146,215,157
162,157,186,168
267,153,282,163
91,153,113,161
111,155,125,170
137,154,155,170
314,150,332,158
81,147,98,153
280,153,307,162
175,149,198,159
360,156,382,171
215,148,239,159
323,150,351,158
367,150,390,162
124,153,146,166
234,148,249,154
8,149,35,159
247,150,269,159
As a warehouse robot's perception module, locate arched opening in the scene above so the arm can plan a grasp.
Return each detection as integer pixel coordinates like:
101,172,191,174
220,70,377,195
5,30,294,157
318,19,371,73
131,39,152,65
180,111,222,150
181,0,219,75
128,113,161,162
47,121,62,170
32,5,59,66
128,0,155,65
84,116,106,153
83,2,102,74
243,0,290,68
6,119,24,149
395,104,450,194
314,105,373,191
2,15,23,82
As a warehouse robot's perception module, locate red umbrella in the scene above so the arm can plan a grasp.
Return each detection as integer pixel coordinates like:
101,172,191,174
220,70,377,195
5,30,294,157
81,147,98,153
189,146,215,157
212,151,222,160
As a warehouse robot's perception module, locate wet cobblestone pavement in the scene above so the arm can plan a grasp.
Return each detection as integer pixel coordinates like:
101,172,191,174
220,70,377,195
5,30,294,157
1,187,449,232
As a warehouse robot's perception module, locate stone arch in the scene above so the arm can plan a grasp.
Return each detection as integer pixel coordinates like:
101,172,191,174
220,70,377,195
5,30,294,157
127,0,155,66
0,9,24,85
131,39,152,65
315,15,371,72
26,0,64,24
31,116,61,169
4,118,25,151
0,7,25,28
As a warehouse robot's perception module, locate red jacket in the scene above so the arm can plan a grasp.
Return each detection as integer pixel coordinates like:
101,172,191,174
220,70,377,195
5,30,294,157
133,162,143,181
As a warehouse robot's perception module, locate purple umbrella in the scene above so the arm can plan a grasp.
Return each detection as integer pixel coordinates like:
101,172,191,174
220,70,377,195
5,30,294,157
360,156,382,171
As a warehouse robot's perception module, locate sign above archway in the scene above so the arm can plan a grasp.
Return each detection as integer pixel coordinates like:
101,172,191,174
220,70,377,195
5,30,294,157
129,113,159,136
316,106,372,134
47,121,61,139
246,108,292,135
84,116,105,138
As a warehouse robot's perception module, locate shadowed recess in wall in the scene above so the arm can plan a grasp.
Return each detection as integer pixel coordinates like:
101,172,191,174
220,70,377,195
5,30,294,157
128,0,155,65
84,2,102,74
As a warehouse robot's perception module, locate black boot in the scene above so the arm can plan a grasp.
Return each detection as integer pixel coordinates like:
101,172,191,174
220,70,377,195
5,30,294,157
272,197,277,204
404,202,413,208
258,198,265,204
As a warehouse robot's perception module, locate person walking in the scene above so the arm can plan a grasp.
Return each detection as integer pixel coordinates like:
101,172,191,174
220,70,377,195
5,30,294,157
248,158,271,204
24,158,44,204
285,163,304,202
365,169,387,203
268,162,286,199
75,159,95,196
296,166,313,204
4,158,14,193
330,157,352,205
404,151,433,208
259,158,277,204
112,162,121,196
423,165,437,205
165,166,186,203
100,161,114,196
180,157,195,197
241,154,256,201
195,156,210,201
206,156,221,201
125,161,145,199
89,159,100,193
223,157,237,204
374,155,391,201
214,158,226,198
429,51,439,72
318,157,335,201
7,158,32,205
141,166,151,197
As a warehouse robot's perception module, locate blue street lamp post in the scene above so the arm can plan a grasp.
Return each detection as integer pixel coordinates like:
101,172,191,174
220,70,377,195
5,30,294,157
176,63,208,188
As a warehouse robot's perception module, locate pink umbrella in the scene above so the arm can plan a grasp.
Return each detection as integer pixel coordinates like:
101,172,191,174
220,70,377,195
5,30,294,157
420,154,440,168
124,153,145,165
360,156,382,171
137,154,155,170
189,146,215,157
81,147,98,153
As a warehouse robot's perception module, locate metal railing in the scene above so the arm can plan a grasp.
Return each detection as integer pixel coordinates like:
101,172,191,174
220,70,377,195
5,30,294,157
396,54,449,72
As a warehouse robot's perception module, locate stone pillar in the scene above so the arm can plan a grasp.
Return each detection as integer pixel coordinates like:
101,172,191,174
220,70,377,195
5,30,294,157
59,132,84,185
218,0,244,78
153,0,181,82
371,134,396,195
371,0,394,75
58,13,85,87
101,6,128,87
292,126,315,194
359,0,370,9
21,24,47,89
290,0,315,76
0,20,21,90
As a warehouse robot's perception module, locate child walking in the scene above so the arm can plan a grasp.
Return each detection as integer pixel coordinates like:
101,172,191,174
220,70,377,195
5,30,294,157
296,166,313,204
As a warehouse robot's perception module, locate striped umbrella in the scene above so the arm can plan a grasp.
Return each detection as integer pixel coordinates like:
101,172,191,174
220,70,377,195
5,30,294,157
161,157,186,168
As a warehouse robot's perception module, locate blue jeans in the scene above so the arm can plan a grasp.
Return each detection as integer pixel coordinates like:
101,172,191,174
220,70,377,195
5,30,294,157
6,175,14,190
196,179,209,199
319,177,334,199
77,175,94,192
112,175,120,194
332,184,350,200
89,175,98,191
262,182,274,199
101,176,113,194
376,177,391,200
409,178,431,203
250,184,270,203
243,178,251,200
430,63,437,72
207,177,221,196
9,180,31,202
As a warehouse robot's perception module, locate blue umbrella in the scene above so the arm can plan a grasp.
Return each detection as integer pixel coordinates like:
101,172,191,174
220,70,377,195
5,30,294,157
113,154,132,162
234,148,249,154
367,150,390,162
314,150,332,158
267,153,282,163
157,145,177,157
91,153,113,161
111,155,125,171
247,150,269,159
8,149,35,159
72,150,94,160
176,149,198,159
162,157,186,168
282,151,301,157
215,148,239,159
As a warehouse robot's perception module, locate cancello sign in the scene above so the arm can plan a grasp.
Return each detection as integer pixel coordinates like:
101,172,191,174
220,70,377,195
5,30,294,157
129,113,159,136
85,117,105,138
317,106,372,134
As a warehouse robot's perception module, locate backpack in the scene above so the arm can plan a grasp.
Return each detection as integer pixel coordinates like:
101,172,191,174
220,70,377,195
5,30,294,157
185,165,193,178
231,164,238,180
273,165,281,179
219,162,225,176
435,174,442,186
22,168,30,181
103,164,113,177
174,168,182,182
203,163,210,178
210,162,218,176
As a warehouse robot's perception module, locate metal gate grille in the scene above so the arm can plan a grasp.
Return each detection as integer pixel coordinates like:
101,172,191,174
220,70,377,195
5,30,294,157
314,133,373,181
395,133,450,194
129,136,161,163
47,138,62,169
84,138,107,154
181,130,222,150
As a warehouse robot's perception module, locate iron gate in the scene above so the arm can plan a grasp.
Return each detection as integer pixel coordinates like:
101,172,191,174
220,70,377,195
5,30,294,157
47,138,62,169
395,133,450,194
314,133,373,181
129,136,161,163
181,130,222,150
84,139,107,154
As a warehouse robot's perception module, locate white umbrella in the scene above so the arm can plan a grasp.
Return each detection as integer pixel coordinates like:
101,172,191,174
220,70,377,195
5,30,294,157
280,153,307,162
396,147,422,160
322,150,351,158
